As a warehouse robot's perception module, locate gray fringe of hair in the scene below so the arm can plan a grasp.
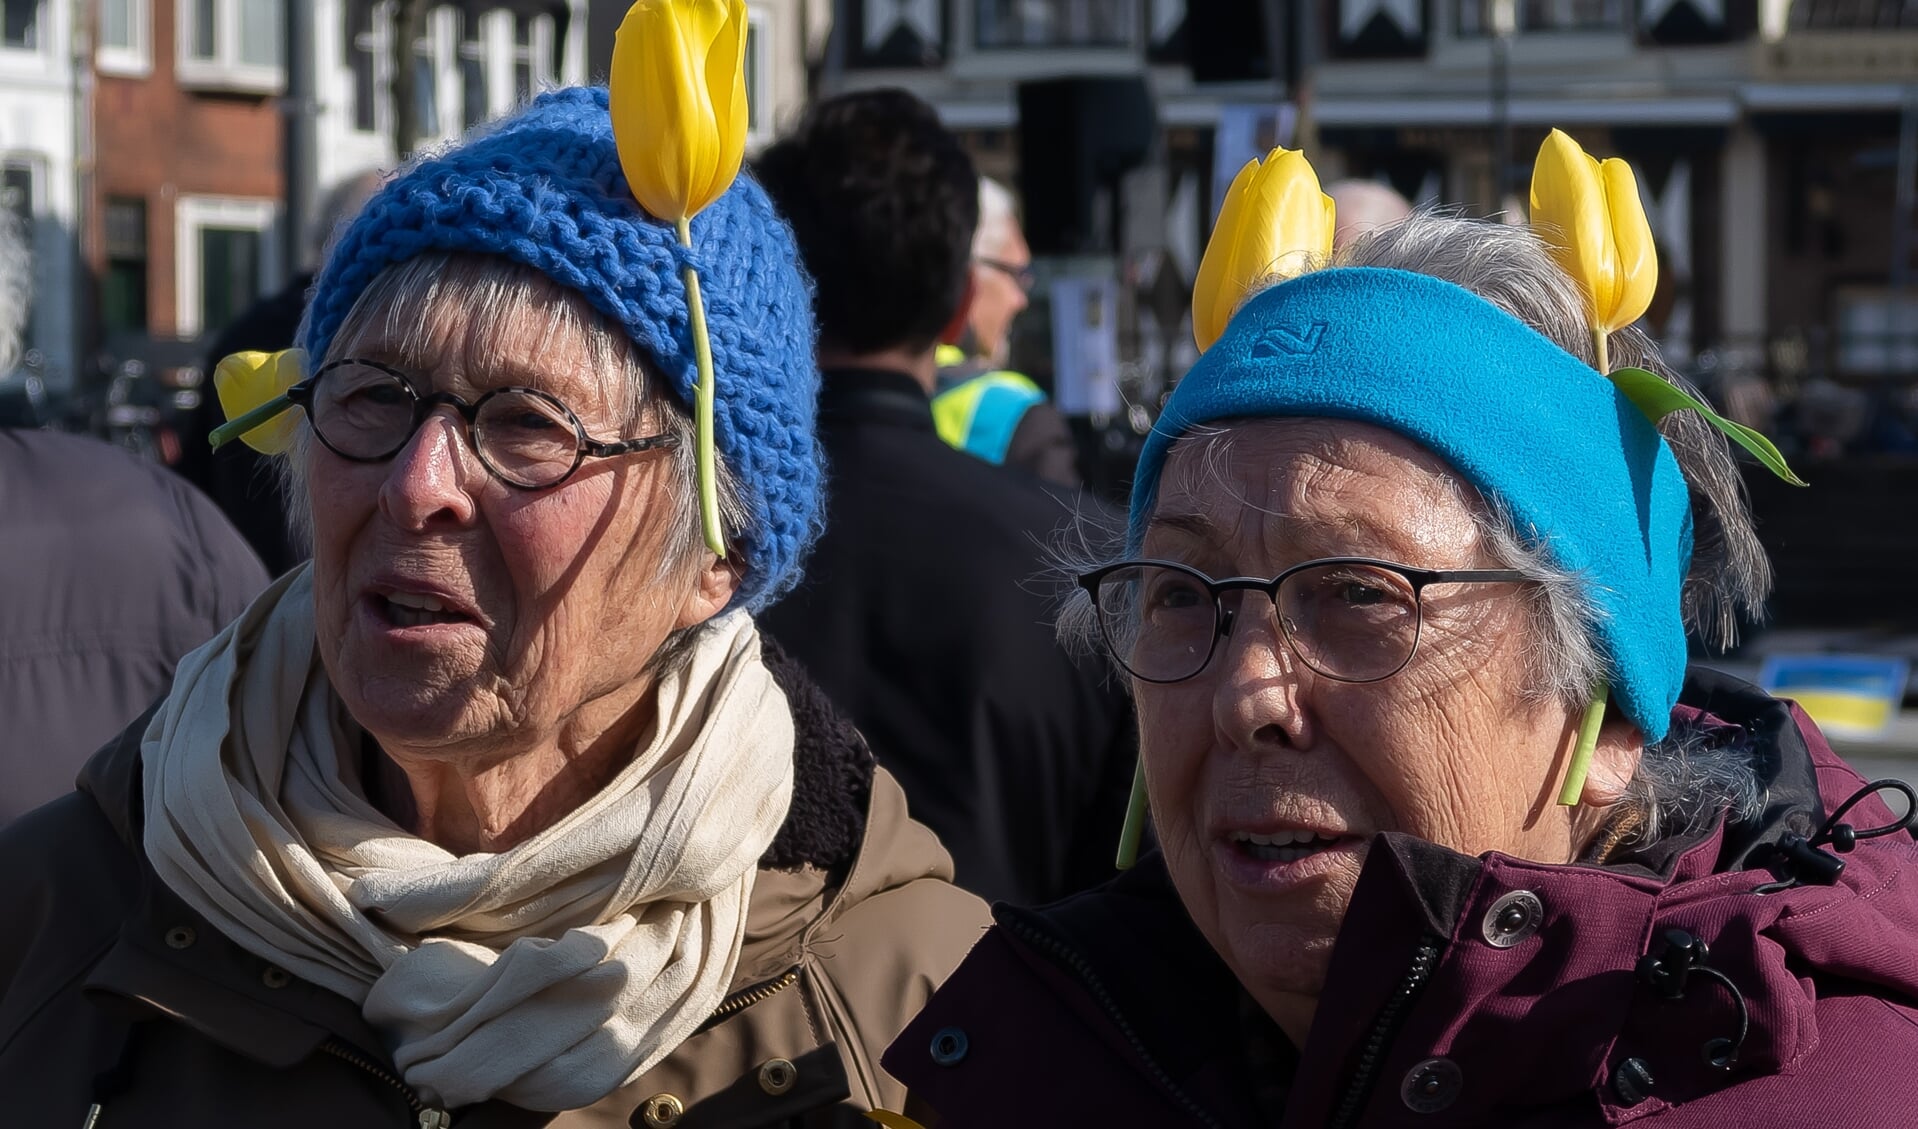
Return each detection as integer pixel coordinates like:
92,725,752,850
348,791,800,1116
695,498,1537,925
280,251,749,672
1056,210,1770,845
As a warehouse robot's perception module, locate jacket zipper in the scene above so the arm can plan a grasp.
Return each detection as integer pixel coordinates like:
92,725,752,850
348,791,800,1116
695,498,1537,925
1002,916,1226,1129
709,968,799,1024
321,1038,451,1128
1326,935,1445,1129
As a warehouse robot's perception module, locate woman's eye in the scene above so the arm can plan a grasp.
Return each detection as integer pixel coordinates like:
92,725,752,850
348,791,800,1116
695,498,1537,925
507,411,562,432
1336,581,1387,607
1150,579,1207,610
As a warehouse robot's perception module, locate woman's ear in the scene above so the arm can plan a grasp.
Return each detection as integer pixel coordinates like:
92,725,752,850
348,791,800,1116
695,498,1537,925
676,552,743,630
1580,714,1645,807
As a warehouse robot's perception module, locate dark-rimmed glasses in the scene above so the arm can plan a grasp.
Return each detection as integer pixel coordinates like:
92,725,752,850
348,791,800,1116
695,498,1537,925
286,358,679,490
1078,557,1528,685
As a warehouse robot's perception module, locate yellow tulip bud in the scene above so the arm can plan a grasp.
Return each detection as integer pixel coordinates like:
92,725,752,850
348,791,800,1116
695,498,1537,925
1529,128,1657,339
1191,147,1337,353
213,348,304,455
609,0,750,226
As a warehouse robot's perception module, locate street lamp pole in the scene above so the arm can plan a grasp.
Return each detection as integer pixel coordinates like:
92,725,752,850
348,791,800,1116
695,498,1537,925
284,0,317,281
1490,0,1516,217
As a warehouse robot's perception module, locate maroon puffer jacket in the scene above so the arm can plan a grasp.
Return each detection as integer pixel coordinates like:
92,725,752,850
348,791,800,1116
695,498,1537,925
887,671,1918,1127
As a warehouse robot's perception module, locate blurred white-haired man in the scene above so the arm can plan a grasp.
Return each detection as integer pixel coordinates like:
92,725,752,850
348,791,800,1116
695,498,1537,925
932,177,1082,487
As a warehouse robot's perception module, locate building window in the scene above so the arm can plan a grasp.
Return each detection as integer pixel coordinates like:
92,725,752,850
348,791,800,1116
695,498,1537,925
413,20,440,140
348,0,379,133
176,197,278,338
99,0,152,74
2,0,41,50
745,8,767,142
102,197,148,335
179,0,283,91
1455,0,1625,35
2,160,37,362
459,8,489,129
975,0,1134,48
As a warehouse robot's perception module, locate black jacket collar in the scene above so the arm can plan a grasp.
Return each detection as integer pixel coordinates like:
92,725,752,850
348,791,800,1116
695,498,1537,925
816,367,936,432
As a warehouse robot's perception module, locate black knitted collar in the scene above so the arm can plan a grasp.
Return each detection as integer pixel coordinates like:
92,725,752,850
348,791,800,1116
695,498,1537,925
757,635,875,874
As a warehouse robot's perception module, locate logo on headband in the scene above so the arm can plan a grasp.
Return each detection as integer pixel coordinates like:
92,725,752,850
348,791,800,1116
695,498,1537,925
1252,320,1328,360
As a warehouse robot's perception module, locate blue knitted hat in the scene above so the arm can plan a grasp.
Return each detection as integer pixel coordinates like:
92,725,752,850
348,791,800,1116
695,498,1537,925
1130,267,1693,741
302,87,821,613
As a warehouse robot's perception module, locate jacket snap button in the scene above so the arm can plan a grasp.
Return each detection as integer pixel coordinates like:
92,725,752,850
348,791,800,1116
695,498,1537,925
1481,889,1544,948
164,926,196,950
1400,1057,1463,1113
930,1026,969,1066
261,965,291,989
757,1057,797,1096
1611,1057,1656,1106
640,1093,684,1128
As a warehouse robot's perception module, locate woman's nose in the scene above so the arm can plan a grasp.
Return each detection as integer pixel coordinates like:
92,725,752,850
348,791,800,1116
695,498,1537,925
377,410,482,531
1211,596,1313,750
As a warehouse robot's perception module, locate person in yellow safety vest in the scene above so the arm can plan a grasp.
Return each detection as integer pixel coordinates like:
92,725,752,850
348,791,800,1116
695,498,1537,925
932,178,1083,488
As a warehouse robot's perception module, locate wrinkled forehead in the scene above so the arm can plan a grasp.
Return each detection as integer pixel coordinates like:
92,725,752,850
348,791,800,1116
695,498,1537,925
1148,417,1487,559
328,256,648,422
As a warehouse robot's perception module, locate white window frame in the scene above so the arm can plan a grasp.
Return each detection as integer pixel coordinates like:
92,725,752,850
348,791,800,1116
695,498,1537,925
96,0,151,76
0,154,43,362
176,0,282,93
745,5,772,147
510,9,556,105
175,195,281,338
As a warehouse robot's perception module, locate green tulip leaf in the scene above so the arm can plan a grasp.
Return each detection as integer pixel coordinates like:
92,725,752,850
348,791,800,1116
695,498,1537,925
1607,367,1807,487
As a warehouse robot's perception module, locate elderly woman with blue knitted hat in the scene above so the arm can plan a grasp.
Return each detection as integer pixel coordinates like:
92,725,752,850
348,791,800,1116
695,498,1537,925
0,58,989,1129
883,140,1918,1126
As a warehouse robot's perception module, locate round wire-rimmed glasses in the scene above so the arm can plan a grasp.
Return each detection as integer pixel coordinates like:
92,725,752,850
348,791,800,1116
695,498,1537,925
286,358,680,489
1077,557,1529,685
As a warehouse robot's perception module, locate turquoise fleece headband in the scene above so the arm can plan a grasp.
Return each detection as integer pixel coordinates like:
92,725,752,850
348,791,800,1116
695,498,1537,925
1129,267,1692,741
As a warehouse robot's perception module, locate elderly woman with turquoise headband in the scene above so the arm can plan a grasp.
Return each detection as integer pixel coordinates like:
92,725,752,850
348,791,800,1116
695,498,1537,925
884,138,1918,1126
0,62,989,1129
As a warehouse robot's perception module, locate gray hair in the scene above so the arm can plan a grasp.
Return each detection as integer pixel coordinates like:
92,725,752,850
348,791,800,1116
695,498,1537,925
0,208,28,377
1057,210,1769,844
281,252,749,670
974,177,1020,258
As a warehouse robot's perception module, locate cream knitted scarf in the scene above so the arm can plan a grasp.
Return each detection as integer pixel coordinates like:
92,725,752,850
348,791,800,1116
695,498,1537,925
141,568,795,1111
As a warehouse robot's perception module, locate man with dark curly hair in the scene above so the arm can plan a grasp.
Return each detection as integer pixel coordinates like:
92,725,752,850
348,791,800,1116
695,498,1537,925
756,89,1136,907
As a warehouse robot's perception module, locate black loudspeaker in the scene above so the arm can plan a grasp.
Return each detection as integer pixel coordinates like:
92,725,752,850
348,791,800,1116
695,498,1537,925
1185,0,1280,83
1016,78,1156,256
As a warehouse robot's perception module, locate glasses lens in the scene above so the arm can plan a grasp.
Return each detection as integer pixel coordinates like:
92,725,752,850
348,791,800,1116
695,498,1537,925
1278,562,1421,682
311,362,416,459
1095,564,1218,683
473,389,583,487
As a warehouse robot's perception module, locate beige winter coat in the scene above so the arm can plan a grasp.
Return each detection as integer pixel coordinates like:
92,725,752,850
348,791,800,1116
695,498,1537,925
0,644,989,1129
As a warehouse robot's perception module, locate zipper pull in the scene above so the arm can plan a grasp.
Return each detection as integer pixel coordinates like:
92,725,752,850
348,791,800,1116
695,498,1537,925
419,1111,452,1129
80,1103,104,1129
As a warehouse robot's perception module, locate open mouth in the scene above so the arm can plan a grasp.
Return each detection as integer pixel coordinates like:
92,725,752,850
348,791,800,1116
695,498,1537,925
1228,829,1350,864
376,591,475,629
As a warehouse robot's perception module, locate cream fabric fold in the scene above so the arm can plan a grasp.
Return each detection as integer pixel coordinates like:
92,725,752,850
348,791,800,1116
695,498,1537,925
141,567,795,1111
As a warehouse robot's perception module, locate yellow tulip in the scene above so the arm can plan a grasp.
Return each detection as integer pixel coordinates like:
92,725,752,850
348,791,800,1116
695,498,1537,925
1529,128,1657,345
608,0,752,556
609,0,749,226
212,348,304,456
1191,147,1336,353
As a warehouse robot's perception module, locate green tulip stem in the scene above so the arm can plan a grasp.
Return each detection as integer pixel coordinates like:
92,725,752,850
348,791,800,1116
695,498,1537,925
1557,682,1609,807
1593,325,1610,375
1115,756,1148,870
677,217,725,557
208,394,293,451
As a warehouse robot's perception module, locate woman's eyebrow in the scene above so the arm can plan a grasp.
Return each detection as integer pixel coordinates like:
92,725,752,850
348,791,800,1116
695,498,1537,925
1144,510,1220,543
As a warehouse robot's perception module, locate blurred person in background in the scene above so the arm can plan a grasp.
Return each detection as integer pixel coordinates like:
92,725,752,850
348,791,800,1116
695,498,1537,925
756,90,1136,907
0,209,267,826
932,177,1081,487
0,88,984,1125
1327,178,1412,250
178,169,385,575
